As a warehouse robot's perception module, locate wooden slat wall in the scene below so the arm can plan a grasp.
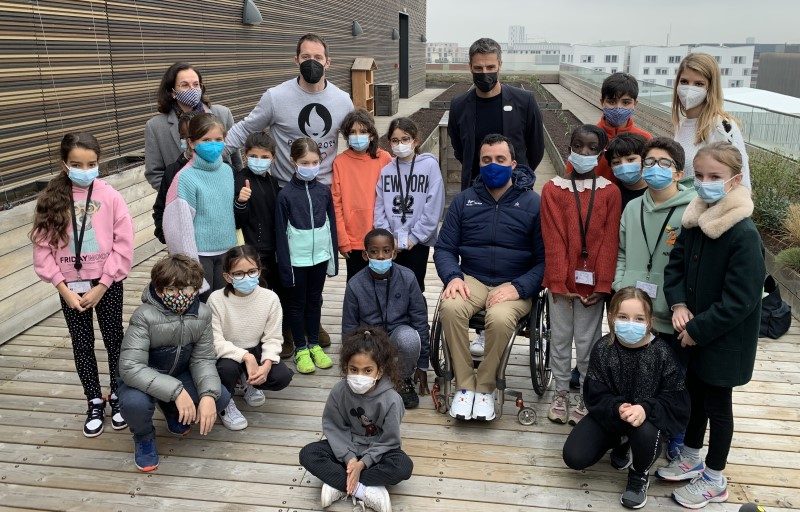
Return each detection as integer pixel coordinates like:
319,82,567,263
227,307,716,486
0,0,427,192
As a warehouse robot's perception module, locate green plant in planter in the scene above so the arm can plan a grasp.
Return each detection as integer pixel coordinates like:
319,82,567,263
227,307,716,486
777,247,800,272
750,150,800,233
784,204,800,245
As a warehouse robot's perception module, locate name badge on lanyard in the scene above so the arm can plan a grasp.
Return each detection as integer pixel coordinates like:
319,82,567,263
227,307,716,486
571,174,596,287
67,280,93,294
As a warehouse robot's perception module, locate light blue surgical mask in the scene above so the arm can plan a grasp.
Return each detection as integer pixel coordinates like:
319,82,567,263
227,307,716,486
694,177,734,204
369,258,392,275
232,275,259,294
614,321,648,345
349,134,370,152
296,165,321,181
247,156,271,176
568,151,599,174
67,166,99,188
612,162,642,185
643,165,675,190
194,141,225,163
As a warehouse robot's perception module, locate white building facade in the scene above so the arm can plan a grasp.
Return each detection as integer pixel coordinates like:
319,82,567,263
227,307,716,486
569,45,628,74
690,45,755,88
629,46,689,87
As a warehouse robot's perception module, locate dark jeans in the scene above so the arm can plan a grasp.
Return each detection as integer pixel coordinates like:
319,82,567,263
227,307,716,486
394,244,430,292
299,440,413,492
287,261,328,350
563,414,663,473
345,250,369,282
260,250,289,332
216,344,294,396
60,280,124,400
199,253,226,302
117,370,231,442
684,369,734,471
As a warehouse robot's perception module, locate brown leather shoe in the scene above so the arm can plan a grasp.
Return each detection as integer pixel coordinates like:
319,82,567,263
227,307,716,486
317,324,331,348
280,329,294,359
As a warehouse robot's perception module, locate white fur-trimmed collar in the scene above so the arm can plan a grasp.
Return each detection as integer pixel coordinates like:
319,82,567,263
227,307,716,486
551,175,614,192
681,185,753,239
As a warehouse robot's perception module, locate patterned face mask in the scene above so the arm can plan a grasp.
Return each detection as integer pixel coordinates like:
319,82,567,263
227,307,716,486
160,290,198,314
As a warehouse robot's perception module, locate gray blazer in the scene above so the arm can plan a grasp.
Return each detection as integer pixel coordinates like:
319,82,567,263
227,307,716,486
144,103,242,189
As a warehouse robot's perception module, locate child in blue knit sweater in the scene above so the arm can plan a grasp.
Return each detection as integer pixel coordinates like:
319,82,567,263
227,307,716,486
164,113,237,301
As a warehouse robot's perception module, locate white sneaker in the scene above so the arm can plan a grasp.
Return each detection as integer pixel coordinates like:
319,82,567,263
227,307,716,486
320,483,347,508
472,391,496,421
219,399,248,430
469,331,486,357
362,486,392,512
449,389,475,420
243,383,266,407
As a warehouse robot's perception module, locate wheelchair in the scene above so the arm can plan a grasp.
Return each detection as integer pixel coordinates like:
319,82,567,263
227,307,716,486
430,289,552,425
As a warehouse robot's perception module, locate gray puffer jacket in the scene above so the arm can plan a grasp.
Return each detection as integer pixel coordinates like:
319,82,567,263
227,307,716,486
119,284,221,402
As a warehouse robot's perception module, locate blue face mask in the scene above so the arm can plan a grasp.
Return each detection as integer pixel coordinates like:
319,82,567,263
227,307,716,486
694,177,734,204
568,151,599,174
194,141,225,163
248,156,271,176
603,107,634,127
296,165,321,181
369,258,392,275
67,166,99,188
232,275,259,294
614,321,648,345
349,134,370,152
612,162,642,185
479,162,513,189
643,165,675,190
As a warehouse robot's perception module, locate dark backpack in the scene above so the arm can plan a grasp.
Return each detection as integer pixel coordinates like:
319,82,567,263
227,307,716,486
760,275,792,339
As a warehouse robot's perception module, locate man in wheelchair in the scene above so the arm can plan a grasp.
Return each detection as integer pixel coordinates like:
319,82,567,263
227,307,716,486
433,134,545,420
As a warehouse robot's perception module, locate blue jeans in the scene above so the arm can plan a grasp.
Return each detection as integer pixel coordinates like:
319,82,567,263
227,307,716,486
117,371,231,442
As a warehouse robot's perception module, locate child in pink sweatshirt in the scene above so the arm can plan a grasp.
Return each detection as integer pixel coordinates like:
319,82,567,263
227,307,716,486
31,132,134,439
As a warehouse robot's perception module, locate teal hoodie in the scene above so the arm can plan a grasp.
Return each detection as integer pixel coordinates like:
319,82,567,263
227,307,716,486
614,184,697,333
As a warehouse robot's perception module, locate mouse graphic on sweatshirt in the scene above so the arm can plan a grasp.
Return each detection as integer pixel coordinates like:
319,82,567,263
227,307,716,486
350,407,381,437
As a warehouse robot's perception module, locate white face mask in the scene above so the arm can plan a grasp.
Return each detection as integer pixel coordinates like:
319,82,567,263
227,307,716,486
347,374,376,394
392,143,414,158
677,84,707,110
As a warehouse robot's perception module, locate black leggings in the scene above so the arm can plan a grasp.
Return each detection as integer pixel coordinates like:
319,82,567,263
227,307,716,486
216,344,294,396
563,414,663,473
684,369,734,471
286,261,327,349
345,249,369,282
394,244,430,292
60,280,124,401
299,440,413,491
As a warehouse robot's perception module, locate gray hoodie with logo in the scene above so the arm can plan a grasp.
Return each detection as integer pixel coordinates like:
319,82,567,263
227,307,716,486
322,376,404,468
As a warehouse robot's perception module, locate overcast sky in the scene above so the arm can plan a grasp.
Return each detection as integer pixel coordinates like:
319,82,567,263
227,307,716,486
426,0,796,47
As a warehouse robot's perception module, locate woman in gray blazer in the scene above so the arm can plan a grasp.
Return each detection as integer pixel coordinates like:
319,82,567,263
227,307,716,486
144,62,242,189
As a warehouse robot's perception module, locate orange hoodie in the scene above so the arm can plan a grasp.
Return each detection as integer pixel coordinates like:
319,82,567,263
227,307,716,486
332,148,393,253
565,117,652,184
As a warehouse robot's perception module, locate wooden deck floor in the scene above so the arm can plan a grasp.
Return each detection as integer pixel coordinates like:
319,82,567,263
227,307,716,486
0,251,799,512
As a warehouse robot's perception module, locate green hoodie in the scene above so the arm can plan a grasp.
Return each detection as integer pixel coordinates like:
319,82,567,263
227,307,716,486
614,184,697,333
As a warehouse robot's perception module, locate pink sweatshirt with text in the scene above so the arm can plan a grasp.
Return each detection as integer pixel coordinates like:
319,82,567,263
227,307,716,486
33,179,135,288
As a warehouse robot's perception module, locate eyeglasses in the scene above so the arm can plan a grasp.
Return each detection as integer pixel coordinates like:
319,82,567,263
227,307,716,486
642,157,676,169
228,269,260,280
390,136,413,145
174,82,201,91
163,285,196,295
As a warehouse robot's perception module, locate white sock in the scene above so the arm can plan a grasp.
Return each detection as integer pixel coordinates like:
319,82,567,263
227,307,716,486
703,467,724,485
353,482,366,500
90,397,104,405
110,393,117,400
681,445,701,462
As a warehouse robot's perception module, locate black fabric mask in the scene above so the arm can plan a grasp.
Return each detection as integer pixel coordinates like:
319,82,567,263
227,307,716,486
472,72,498,93
300,59,325,84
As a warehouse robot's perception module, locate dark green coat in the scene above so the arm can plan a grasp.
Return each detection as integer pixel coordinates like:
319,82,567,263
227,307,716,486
664,187,764,388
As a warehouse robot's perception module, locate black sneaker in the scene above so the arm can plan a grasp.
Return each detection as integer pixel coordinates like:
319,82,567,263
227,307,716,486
398,378,419,409
569,366,581,390
84,399,106,438
610,440,632,470
108,395,127,430
620,469,649,509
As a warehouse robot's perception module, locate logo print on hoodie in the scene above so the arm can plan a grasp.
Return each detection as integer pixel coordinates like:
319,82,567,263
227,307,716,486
297,103,332,138
70,199,101,254
349,407,381,437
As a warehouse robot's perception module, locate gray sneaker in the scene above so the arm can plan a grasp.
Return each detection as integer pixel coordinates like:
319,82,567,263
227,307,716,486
672,474,729,509
656,455,705,482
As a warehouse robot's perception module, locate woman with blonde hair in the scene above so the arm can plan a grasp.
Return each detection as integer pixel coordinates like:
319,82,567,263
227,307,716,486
671,53,751,188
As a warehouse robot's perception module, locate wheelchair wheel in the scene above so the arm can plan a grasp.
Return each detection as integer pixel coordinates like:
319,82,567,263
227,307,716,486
430,307,445,378
530,290,553,396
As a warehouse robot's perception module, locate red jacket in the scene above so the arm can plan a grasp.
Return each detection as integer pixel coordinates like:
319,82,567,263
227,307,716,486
566,117,652,184
541,176,621,296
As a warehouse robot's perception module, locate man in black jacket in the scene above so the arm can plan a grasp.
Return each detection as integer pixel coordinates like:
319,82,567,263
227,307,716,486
448,38,545,191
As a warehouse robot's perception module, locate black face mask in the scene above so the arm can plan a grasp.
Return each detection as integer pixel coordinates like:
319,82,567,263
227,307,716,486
300,59,325,84
472,72,498,93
